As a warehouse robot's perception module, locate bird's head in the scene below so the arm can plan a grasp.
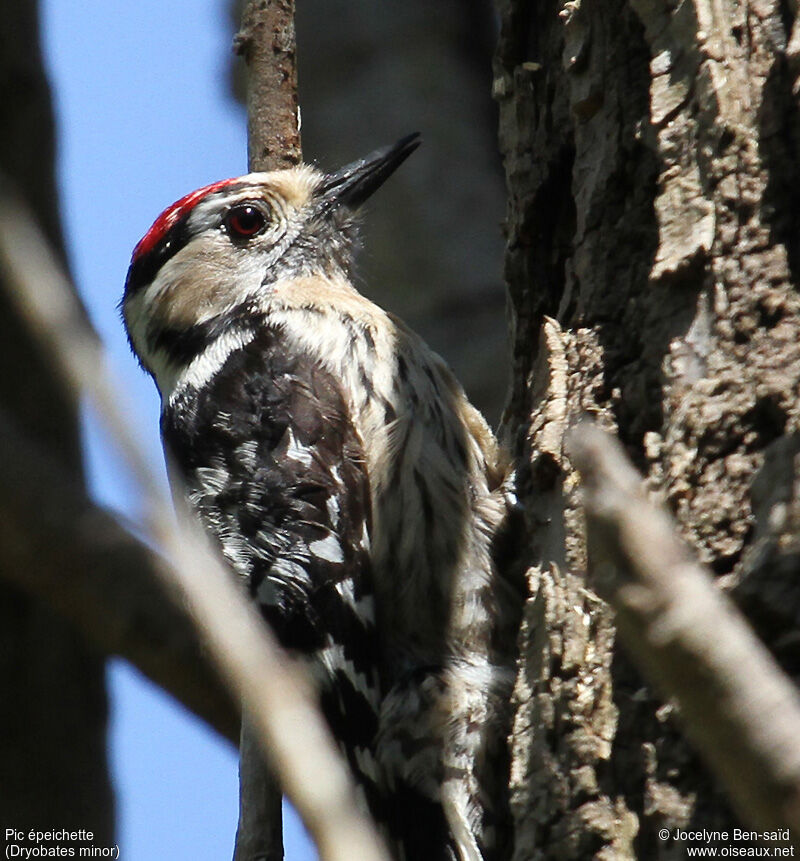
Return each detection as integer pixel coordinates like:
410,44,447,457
121,134,419,384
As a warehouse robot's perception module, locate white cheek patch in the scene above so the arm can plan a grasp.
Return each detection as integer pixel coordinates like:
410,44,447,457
159,327,258,408
122,289,153,364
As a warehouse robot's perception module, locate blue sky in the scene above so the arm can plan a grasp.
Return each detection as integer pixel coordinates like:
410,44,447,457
40,1,314,857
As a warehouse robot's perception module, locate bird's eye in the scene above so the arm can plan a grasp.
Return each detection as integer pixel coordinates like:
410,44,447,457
224,204,267,239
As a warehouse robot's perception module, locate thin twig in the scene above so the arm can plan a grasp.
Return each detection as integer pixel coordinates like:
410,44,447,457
569,423,800,839
234,2,303,855
0,186,389,861
234,0,301,171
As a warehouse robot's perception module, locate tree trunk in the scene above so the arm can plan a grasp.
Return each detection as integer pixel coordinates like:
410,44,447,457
0,0,113,847
496,0,800,856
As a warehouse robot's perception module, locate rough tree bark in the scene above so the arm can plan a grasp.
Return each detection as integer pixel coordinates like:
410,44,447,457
234,3,299,858
0,0,113,846
569,425,800,837
495,0,800,857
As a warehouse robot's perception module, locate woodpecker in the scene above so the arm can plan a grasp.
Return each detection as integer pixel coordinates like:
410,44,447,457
122,135,517,861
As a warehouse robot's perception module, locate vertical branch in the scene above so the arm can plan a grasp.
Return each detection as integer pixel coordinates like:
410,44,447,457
233,1,299,856
235,718,285,861
235,0,301,172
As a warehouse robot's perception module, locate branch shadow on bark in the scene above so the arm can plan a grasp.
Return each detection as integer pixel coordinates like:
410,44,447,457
497,0,800,855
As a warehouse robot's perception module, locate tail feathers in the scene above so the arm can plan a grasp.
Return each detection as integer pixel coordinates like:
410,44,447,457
312,653,512,861
372,662,513,861
382,783,460,861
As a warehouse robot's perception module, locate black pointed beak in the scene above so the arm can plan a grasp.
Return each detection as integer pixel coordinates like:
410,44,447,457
317,133,421,209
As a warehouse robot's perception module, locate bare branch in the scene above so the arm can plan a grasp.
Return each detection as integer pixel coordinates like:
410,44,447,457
569,423,800,839
233,1,302,854
235,717,285,861
0,406,239,743
0,185,389,861
235,0,301,171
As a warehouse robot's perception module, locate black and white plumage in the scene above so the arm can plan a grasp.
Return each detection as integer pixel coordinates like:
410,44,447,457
122,136,517,861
